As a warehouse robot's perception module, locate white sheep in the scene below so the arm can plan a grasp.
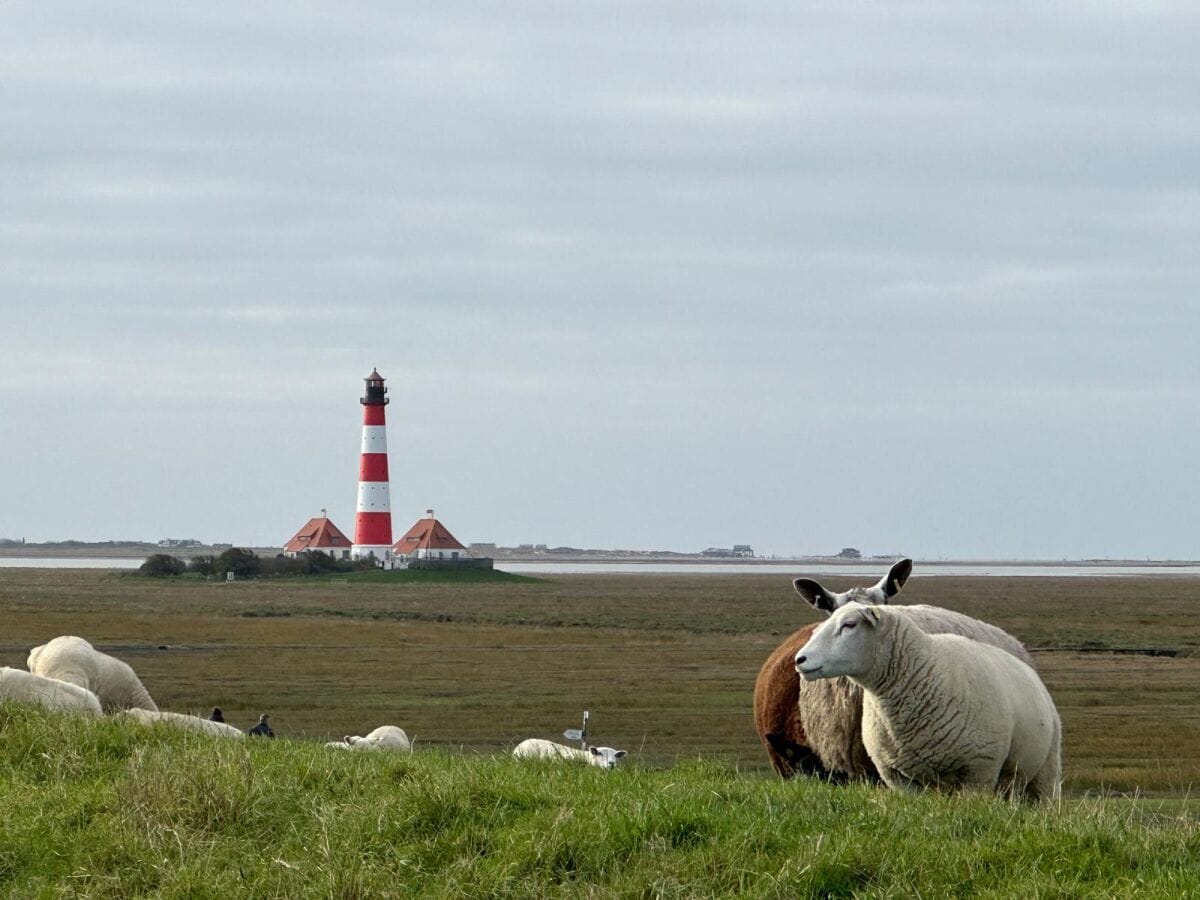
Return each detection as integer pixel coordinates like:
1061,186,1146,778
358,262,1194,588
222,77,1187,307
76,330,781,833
0,666,103,717
756,560,1036,781
512,738,627,769
795,603,1062,800
326,725,412,752
123,707,246,739
27,636,158,712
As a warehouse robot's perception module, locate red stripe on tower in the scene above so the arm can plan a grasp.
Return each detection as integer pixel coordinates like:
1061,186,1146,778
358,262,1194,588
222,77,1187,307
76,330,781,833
351,368,394,564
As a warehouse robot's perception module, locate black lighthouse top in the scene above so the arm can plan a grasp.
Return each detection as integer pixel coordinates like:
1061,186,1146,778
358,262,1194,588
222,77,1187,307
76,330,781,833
361,369,389,406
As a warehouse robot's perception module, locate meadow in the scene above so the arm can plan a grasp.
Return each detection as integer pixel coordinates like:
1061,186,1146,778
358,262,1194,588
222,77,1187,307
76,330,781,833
2,566,1199,792
3,567,1200,896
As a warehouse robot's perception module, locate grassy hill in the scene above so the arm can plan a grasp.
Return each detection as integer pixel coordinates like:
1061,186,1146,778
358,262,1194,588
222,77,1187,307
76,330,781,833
3,706,1199,898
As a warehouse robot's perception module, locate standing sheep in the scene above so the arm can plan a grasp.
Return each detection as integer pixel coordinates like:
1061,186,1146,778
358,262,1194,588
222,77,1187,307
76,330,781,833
27,636,158,712
0,666,103,717
795,603,1061,800
754,559,912,778
754,560,1036,780
513,738,627,770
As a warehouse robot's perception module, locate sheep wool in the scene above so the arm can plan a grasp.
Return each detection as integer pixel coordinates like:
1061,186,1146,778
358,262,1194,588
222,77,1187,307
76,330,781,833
123,708,246,739
27,636,158,713
343,725,412,752
797,603,1062,801
0,666,103,717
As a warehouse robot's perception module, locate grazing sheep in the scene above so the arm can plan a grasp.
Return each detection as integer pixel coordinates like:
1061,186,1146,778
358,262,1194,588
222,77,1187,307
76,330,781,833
795,603,1061,800
326,725,412,752
754,560,1035,780
247,713,274,737
123,708,245,739
513,738,627,770
27,636,158,712
0,666,103,717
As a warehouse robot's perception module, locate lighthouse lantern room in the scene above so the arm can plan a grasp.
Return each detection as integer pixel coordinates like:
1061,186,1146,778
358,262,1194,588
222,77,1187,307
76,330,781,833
351,368,395,565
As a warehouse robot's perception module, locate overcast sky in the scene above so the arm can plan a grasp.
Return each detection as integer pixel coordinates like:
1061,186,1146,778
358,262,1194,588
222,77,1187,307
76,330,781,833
2,2,1198,559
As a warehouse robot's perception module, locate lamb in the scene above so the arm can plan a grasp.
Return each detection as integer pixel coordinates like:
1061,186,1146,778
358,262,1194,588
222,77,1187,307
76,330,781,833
27,636,158,712
123,707,246,739
0,666,103,717
247,713,274,737
795,602,1061,801
512,738,627,770
326,725,412,752
754,560,1036,780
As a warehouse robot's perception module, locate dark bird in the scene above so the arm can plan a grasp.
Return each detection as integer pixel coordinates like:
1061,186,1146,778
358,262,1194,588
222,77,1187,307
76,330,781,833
247,713,274,738
208,707,225,723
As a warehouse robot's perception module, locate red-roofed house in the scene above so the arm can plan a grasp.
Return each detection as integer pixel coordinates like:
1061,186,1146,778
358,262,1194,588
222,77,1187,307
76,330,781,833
392,509,471,562
283,510,353,559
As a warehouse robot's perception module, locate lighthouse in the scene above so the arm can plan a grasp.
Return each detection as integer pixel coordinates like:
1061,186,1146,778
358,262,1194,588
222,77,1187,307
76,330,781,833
351,368,394,565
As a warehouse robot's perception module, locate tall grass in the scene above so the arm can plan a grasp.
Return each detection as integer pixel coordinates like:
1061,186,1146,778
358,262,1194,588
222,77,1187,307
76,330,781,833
3,705,1199,898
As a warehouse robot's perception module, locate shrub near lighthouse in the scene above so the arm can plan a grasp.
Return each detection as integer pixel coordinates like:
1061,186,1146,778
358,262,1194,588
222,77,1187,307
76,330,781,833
351,369,394,565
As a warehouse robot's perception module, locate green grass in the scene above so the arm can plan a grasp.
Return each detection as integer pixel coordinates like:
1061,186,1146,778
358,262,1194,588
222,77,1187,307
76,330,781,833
3,705,1200,898
342,566,541,585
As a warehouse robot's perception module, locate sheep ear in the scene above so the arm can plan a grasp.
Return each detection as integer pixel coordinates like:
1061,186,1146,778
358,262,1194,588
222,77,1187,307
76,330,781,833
615,750,627,758
874,558,913,599
794,578,839,614
589,746,601,756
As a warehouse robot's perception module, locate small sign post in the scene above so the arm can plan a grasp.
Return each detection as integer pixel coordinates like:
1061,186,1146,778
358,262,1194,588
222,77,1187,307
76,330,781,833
563,710,589,750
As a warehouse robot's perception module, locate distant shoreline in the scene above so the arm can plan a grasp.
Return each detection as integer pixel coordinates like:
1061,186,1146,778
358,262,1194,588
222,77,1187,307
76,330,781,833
1,543,1196,567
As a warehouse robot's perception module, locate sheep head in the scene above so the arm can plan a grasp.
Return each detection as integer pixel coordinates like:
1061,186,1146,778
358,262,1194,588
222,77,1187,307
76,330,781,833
793,558,912,616
794,602,883,681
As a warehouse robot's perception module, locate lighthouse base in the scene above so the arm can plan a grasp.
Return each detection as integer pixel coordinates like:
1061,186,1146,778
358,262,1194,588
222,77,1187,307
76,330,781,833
351,545,395,568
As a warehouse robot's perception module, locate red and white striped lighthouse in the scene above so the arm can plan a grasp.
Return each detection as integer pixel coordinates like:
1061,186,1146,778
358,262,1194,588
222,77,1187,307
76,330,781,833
351,368,394,564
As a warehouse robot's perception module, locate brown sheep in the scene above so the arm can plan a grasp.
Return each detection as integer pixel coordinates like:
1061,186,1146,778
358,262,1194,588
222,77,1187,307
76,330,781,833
753,559,912,779
753,621,829,778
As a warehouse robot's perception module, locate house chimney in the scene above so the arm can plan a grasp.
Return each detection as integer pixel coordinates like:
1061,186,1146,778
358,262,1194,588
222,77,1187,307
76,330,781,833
426,508,435,518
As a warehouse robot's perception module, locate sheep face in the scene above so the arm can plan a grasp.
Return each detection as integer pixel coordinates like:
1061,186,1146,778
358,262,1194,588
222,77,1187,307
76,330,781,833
588,746,628,769
795,603,882,681
793,558,912,616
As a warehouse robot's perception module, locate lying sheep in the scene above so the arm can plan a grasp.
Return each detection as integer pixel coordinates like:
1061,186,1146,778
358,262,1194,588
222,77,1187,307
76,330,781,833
27,636,158,712
326,725,412,752
796,603,1061,800
123,708,246,739
0,666,103,716
755,560,1035,780
513,738,627,770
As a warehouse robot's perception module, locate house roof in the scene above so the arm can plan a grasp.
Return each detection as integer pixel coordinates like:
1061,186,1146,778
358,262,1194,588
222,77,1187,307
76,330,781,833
283,515,352,553
392,511,467,555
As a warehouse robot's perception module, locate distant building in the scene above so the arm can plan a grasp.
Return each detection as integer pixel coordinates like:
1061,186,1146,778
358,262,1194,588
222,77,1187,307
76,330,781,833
733,544,754,558
283,511,353,559
469,542,498,555
158,538,202,549
393,510,470,562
